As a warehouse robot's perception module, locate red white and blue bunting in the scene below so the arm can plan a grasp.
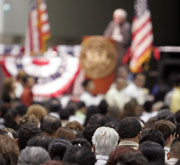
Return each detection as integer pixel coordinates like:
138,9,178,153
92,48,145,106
0,44,81,98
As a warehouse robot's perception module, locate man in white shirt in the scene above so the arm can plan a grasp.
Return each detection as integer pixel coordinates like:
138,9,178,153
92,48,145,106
105,77,130,111
124,73,147,105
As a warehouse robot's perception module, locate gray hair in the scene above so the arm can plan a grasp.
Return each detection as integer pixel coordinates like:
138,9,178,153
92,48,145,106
18,146,51,165
92,127,119,156
113,8,127,20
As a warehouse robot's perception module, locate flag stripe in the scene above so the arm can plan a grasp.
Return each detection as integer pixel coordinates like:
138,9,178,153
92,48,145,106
25,0,50,55
130,0,153,72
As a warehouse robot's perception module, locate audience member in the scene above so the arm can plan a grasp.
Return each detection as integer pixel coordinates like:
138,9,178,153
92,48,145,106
56,127,76,141
155,119,176,160
139,129,165,147
21,75,34,106
27,104,47,121
139,141,165,165
83,124,101,145
17,123,41,150
63,146,96,165
27,135,53,151
18,146,51,165
48,138,72,160
41,115,61,137
92,127,119,165
0,134,19,165
118,117,142,149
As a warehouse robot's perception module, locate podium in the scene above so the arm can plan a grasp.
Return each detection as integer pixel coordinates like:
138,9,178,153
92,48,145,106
80,36,118,94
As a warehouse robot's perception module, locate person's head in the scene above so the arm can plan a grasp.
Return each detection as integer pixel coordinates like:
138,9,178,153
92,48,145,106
139,141,165,164
18,146,51,165
92,127,119,156
156,109,176,124
1,127,17,139
63,146,96,165
133,73,146,88
107,147,147,165
168,138,180,160
98,99,108,115
56,127,76,141
87,114,107,126
19,114,39,126
4,109,19,130
83,124,101,145
65,121,84,133
139,129,165,147
27,135,53,151
155,119,176,145
117,66,129,80
105,121,119,133
144,101,153,113
22,75,34,88
18,123,41,150
118,117,142,142
115,78,127,91
82,79,94,93
16,70,26,82
41,115,61,137
72,138,92,151
0,135,19,165
48,138,72,160
27,104,48,121
113,8,127,24
84,105,99,126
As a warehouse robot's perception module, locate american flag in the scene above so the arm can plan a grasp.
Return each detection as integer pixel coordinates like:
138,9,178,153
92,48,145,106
129,0,153,72
25,0,50,56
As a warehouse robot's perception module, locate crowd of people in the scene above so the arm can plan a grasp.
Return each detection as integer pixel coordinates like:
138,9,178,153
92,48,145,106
0,64,180,165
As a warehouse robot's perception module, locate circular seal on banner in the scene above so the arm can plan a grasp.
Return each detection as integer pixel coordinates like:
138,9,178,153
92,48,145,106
80,36,117,79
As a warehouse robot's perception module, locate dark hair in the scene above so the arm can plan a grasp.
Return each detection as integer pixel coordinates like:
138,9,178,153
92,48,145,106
175,110,180,124
77,101,86,109
157,109,176,124
18,123,41,150
105,121,119,133
71,138,92,151
118,117,142,139
27,135,53,151
83,124,100,145
139,141,165,164
155,119,176,140
15,103,27,117
47,98,62,116
41,115,61,135
48,138,72,160
144,101,153,113
87,114,107,126
139,129,165,147
84,105,99,126
63,146,96,165
98,99,108,115
82,79,91,88
4,109,19,130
